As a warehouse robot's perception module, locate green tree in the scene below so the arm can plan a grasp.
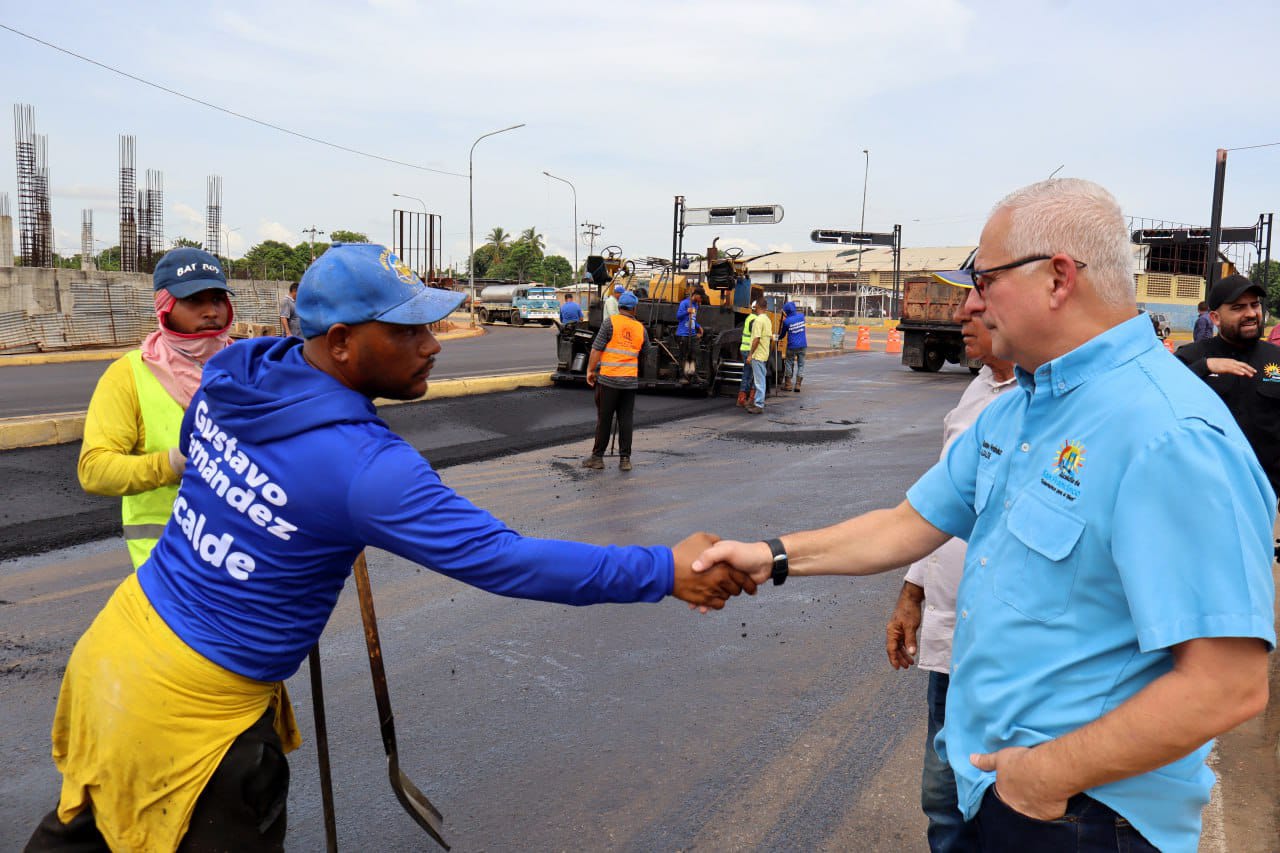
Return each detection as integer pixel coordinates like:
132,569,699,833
1250,260,1280,314
96,245,122,271
329,229,369,243
469,244,496,278
171,237,203,249
542,254,572,287
242,240,304,280
519,227,545,254
494,240,544,283
485,227,511,265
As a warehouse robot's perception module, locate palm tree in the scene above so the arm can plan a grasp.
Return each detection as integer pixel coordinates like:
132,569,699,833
486,227,510,265
520,226,545,254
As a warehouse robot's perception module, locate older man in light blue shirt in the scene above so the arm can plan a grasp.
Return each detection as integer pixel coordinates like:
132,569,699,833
695,178,1274,853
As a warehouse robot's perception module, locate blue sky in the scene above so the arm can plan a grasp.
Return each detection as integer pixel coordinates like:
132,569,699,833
3,0,1277,269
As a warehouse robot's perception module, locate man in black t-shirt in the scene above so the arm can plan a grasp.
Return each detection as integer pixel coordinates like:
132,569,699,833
1175,274,1280,494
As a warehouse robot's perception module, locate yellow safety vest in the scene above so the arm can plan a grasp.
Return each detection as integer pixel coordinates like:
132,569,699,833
740,314,757,351
600,314,644,379
122,349,184,569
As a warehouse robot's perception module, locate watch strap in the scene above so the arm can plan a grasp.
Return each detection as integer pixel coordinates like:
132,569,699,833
765,538,788,586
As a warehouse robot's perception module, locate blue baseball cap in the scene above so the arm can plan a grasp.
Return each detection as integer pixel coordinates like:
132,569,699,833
297,243,466,339
618,291,638,309
613,284,625,293
930,270,974,288
154,247,234,299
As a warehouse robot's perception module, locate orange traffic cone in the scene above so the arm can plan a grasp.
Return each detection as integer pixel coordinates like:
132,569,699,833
1163,337,1175,353
885,328,903,354
854,326,872,351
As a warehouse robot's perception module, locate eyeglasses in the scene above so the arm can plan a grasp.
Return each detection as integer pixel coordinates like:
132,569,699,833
969,254,1087,293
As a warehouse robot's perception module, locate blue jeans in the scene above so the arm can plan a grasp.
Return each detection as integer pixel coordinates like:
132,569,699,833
784,347,806,382
751,360,767,407
975,787,1158,852
739,349,754,394
923,672,978,852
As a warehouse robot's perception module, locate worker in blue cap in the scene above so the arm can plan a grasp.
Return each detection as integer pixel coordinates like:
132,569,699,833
584,290,648,471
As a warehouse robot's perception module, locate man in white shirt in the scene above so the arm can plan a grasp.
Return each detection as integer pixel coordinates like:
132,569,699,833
885,288,1016,852
604,284,623,319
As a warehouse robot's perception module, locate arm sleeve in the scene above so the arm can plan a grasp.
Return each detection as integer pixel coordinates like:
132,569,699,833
905,417,983,542
1111,423,1276,652
591,319,613,352
77,357,181,496
348,440,674,604
1173,344,1211,378
904,560,926,586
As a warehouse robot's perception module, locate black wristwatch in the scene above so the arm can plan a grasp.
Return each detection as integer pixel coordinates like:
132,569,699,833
764,538,789,586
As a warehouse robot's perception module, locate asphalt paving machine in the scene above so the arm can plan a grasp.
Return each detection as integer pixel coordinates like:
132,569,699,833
552,241,784,394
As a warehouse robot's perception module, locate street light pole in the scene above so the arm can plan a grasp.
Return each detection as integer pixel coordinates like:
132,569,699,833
857,149,870,284
542,170,578,288
468,123,526,326
223,226,241,278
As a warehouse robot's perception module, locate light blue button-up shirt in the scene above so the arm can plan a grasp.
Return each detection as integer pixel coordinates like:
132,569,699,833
907,313,1276,853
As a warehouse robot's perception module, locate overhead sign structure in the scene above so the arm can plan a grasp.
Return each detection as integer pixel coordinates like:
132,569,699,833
810,229,897,247
684,205,785,227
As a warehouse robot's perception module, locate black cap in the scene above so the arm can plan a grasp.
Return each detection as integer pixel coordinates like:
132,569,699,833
1208,274,1264,310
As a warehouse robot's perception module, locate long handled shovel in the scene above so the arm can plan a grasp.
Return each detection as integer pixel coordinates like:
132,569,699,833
351,552,450,850
307,644,339,853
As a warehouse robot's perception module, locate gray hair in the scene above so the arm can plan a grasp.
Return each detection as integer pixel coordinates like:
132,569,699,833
992,178,1135,306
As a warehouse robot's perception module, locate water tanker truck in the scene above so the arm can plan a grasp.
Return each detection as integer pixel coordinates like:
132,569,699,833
475,284,559,326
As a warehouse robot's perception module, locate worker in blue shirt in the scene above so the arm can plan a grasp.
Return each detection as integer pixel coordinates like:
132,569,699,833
777,300,808,392
675,288,704,381
25,244,755,851
694,179,1274,853
559,293,584,328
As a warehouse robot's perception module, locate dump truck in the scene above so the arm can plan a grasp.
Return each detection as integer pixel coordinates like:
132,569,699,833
898,248,981,373
475,284,559,326
552,245,783,394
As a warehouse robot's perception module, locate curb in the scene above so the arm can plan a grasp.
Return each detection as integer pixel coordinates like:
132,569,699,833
0,412,87,451
375,371,553,406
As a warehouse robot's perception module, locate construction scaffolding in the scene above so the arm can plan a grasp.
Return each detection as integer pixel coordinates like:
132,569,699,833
81,209,94,270
119,135,137,273
205,175,222,255
0,192,12,267
137,168,164,271
15,104,53,268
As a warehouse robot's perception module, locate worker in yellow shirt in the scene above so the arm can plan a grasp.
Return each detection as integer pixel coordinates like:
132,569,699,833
78,247,235,568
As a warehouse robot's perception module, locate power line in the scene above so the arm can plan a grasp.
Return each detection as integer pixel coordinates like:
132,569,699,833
0,23,468,178
1225,141,1280,152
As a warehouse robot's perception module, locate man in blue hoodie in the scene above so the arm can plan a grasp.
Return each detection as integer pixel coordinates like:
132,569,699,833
777,301,808,392
26,243,754,852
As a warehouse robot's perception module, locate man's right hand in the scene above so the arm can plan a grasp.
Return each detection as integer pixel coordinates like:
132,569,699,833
1206,357,1256,377
672,532,758,611
886,581,924,670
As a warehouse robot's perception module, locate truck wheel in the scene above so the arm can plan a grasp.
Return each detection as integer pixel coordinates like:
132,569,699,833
478,308,489,324
541,320,553,327
512,313,525,326
922,346,944,373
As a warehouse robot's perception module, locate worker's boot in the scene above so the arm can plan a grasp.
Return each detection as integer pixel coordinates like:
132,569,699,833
619,456,632,472
794,377,803,393
736,391,748,408
781,379,792,391
582,455,604,470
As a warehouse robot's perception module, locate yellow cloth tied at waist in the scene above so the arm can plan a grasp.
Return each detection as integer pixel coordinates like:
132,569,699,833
51,572,301,852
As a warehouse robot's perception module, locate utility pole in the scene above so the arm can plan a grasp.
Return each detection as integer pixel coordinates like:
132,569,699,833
302,225,326,263
581,222,604,262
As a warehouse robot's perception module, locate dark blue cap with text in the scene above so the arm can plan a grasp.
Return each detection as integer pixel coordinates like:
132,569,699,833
154,247,233,299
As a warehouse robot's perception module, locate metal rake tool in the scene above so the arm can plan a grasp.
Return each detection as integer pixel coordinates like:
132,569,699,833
351,552,450,850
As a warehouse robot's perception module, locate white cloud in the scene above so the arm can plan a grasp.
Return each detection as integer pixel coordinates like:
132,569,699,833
258,221,296,243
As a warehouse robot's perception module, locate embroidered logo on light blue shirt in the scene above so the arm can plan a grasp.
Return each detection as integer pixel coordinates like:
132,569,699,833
1040,439,1085,501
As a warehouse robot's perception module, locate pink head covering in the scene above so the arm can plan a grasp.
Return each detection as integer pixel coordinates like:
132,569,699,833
139,289,234,408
